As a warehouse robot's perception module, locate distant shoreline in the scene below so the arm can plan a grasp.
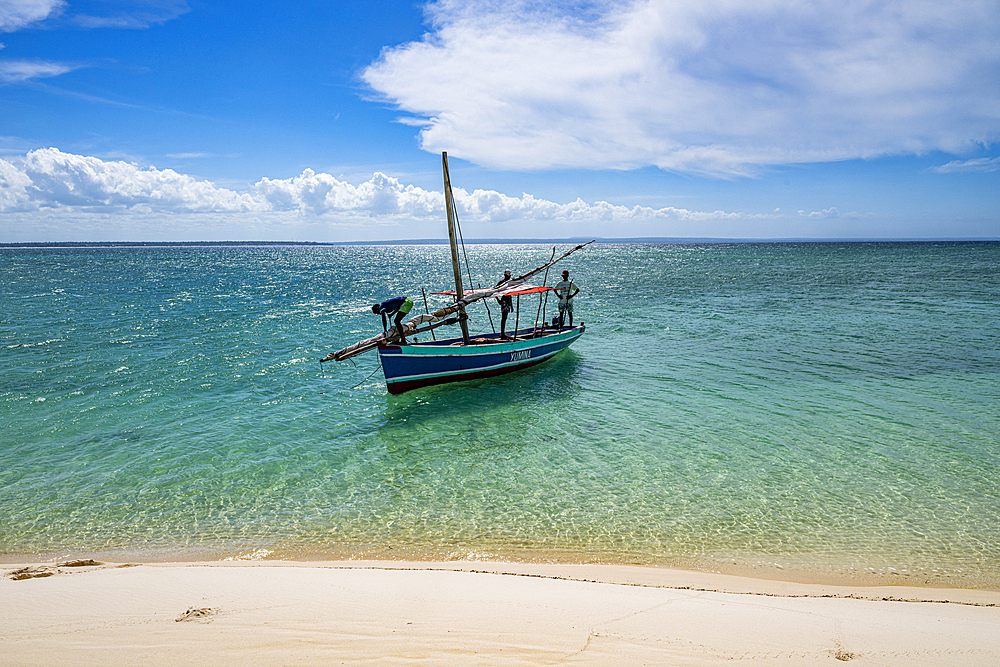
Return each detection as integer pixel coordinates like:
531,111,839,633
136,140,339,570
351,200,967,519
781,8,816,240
2,237,998,248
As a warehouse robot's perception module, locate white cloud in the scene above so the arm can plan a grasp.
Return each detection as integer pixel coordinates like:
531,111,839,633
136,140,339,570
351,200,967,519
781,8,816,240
0,2,74,86
0,59,75,83
0,0,63,32
1,148,263,212
808,207,839,219
0,148,765,226
0,0,188,32
254,169,443,217
933,157,1000,173
803,207,866,220
363,0,1000,176
71,0,189,29
0,154,32,208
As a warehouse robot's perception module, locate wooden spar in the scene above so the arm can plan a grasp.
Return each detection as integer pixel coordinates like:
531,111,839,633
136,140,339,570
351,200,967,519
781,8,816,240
442,152,471,345
321,316,460,363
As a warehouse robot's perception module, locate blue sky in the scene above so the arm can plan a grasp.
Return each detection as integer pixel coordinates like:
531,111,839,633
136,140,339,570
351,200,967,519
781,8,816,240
1,0,998,242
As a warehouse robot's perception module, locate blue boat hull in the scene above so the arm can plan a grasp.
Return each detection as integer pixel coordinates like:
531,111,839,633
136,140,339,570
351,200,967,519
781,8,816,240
377,325,584,394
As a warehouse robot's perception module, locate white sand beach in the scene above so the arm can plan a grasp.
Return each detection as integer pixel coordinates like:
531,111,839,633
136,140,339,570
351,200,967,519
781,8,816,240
2,560,998,666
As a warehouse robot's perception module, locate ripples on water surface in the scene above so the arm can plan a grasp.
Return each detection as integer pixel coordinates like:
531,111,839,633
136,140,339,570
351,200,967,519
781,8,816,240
2,243,999,587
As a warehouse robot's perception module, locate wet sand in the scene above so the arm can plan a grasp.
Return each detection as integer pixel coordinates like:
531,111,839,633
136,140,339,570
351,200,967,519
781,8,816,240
2,560,998,665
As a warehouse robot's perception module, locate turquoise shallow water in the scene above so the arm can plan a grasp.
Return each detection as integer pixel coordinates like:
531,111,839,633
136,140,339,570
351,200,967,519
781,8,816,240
2,242,999,587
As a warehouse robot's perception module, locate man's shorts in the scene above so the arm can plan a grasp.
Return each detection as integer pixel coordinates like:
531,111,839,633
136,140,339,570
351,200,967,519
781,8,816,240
399,297,414,314
558,301,573,313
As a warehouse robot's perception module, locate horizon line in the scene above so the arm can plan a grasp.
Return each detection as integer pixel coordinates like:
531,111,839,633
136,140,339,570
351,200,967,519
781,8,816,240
3,236,999,248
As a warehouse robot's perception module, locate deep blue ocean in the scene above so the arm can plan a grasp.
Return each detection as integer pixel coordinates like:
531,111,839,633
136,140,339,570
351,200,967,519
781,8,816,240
2,242,998,587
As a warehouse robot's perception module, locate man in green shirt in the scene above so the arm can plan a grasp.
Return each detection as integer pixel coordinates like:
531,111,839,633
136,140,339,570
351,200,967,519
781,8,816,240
372,296,414,345
554,269,579,328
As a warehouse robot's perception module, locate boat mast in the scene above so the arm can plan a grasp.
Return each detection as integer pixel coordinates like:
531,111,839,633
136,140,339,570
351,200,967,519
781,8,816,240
442,152,471,345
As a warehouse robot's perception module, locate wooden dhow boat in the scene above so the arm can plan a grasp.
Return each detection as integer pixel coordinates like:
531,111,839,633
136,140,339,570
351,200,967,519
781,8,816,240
322,152,592,394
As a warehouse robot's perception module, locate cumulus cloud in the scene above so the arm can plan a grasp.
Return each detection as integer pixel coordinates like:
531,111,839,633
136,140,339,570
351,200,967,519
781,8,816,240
363,0,1000,176
0,154,32,209
0,0,63,32
0,148,263,212
0,148,762,225
254,169,443,217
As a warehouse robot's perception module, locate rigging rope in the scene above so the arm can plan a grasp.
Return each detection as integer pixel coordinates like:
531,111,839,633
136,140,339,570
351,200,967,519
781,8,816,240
452,195,476,293
451,194,495,330
534,247,557,334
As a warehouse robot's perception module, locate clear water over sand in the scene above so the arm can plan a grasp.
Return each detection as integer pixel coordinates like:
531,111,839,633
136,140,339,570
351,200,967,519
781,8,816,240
3,242,998,587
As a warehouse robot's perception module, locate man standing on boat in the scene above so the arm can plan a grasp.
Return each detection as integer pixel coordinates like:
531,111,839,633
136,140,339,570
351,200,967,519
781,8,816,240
372,296,413,345
495,269,513,339
555,269,579,328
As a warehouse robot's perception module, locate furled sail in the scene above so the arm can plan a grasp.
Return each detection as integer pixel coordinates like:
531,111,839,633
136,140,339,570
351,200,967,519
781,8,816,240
322,240,594,363
432,283,553,298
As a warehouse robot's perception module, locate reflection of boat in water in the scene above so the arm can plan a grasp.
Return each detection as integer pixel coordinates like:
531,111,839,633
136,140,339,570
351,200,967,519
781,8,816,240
322,152,592,395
